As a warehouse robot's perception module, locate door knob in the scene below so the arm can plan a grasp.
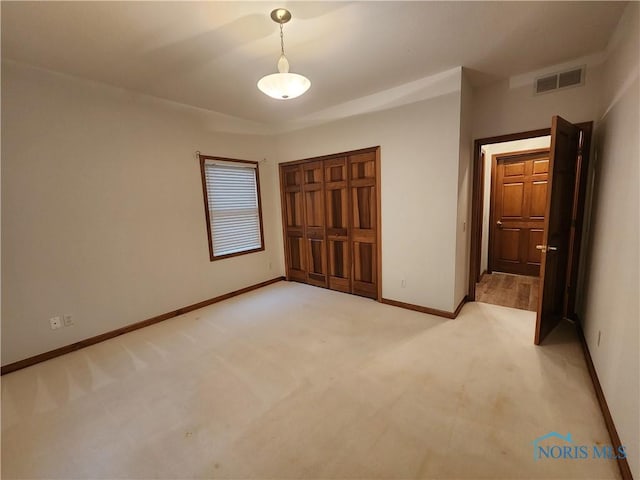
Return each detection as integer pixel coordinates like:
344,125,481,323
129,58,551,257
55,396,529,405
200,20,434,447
536,245,558,253
497,220,503,226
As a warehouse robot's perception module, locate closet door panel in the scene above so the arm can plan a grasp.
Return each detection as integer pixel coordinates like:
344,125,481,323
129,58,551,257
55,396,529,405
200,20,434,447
283,166,301,188
324,157,350,292
350,153,376,181
304,190,325,229
303,161,327,287
326,162,349,233
352,186,376,231
352,241,377,298
307,238,327,286
282,165,303,229
281,164,306,282
351,236,377,298
349,152,378,299
285,190,303,229
328,238,350,292
286,232,306,281
303,161,325,230
326,161,347,182
326,188,349,237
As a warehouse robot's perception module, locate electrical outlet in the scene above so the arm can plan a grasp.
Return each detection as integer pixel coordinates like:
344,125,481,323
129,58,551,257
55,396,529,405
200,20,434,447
597,330,601,347
63,314,74,327
49,316,62,330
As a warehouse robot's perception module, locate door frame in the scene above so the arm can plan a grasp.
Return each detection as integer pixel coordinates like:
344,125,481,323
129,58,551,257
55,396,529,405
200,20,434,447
468,123,593,318
487,147,550,275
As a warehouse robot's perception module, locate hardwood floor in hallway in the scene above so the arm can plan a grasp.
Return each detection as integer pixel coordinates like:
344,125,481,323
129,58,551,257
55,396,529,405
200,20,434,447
475,272,540,311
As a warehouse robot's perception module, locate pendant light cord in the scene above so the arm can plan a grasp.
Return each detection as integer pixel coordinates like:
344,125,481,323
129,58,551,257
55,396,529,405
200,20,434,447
280,22,286,56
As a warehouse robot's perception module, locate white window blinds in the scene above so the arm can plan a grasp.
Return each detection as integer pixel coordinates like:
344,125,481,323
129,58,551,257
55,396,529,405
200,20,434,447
203,160,263,258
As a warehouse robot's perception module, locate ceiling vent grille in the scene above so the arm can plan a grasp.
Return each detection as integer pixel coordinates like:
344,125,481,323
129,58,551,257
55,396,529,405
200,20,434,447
536,75,558,93
534,66,585,95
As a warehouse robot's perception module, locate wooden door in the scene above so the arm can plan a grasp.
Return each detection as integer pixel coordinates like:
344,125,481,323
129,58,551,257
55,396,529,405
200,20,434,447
281,164,306,282
349,152,378,299
324,157,351,293
490,149,550,276
535,116,582,345
303,161,327,287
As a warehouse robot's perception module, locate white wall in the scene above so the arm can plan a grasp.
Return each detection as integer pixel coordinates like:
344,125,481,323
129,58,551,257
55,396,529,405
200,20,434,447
479,136,551,275
275,68,464,313
579,3,639,477
1,61,283,365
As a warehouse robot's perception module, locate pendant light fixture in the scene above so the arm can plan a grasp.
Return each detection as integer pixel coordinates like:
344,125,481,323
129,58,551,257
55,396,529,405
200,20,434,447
257,8,311,100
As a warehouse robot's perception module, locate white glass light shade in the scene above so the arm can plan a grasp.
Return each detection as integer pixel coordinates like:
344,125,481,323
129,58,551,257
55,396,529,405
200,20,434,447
257,72,311,100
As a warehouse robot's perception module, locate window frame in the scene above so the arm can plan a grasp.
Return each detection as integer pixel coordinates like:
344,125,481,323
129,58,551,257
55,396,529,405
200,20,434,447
199,154,265,261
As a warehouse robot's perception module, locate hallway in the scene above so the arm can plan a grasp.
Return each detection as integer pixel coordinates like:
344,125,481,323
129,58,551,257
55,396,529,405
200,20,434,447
476,272,539,311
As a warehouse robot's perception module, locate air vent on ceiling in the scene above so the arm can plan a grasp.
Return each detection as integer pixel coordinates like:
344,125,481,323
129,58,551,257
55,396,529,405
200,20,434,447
534,66,585,95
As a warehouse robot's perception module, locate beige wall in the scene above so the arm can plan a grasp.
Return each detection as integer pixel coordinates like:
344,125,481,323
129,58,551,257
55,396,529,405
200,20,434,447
1,61,284,365
275,69,464,313
580,3,639,477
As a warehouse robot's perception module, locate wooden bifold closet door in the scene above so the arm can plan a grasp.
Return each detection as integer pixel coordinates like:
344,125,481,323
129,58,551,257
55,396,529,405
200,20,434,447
280,164,305,282
349,152,378,298
302,161,327,287
325,157,350,293
280,147,380,300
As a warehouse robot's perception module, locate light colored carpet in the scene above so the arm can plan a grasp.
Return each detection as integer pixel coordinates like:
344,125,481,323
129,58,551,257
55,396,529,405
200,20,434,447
1,281,619,479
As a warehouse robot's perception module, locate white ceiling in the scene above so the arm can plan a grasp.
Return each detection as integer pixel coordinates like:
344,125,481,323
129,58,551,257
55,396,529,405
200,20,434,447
2,1,627,126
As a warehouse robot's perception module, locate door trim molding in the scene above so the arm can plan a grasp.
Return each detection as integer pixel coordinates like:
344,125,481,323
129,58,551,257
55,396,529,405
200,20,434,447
1,276,285,375
575,319,633,480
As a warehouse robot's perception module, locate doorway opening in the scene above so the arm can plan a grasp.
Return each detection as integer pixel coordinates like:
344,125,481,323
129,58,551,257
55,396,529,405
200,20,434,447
468,120,593,344
476,136,551,311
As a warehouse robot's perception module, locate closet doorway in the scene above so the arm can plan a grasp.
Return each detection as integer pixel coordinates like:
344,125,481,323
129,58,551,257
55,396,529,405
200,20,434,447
279,147,381,300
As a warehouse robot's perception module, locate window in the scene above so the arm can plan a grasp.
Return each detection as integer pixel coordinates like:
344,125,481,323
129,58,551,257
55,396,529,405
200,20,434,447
199,155,265,261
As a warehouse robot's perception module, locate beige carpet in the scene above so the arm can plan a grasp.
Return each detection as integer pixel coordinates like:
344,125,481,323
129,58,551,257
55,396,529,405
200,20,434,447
1,281,619,479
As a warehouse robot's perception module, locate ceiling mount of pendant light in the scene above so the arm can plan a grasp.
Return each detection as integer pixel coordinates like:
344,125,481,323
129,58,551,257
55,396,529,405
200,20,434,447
257,8,311,100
